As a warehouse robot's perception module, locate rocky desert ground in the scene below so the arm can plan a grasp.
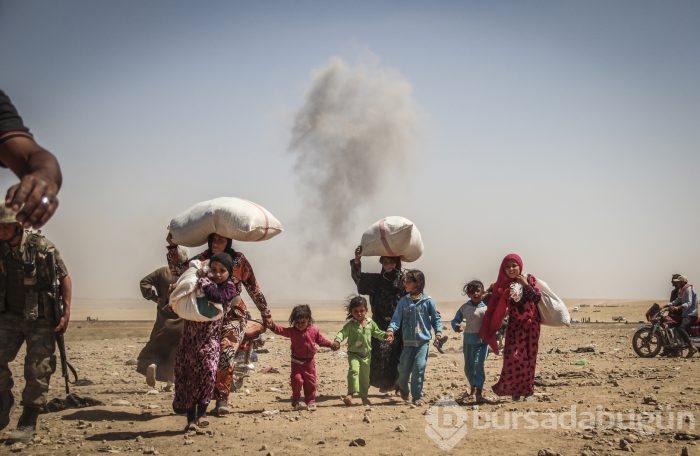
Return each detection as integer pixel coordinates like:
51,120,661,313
1,299,698,455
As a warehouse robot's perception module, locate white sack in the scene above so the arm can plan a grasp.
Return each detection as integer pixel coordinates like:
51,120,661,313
535,276,570,327
360,216,424,262
168,197,283,247
169,260,225,322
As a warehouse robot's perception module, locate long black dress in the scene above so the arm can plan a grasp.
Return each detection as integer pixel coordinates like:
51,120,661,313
350,259,404,390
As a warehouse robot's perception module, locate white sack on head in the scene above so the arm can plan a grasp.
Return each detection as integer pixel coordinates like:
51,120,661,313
535,276,570,327
360,216,423,262
169,260,224,322
168,197,283,247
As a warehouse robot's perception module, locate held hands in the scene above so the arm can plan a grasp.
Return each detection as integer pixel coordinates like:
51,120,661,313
263,315,274,328
385,331,394,344
331,340,341,351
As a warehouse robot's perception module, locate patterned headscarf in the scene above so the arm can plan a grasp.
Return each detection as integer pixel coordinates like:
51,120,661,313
479,253,523,354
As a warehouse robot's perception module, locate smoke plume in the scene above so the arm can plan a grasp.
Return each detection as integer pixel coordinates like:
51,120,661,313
289,56,419,254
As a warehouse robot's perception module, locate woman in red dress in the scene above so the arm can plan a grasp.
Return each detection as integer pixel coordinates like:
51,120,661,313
479,253,541,400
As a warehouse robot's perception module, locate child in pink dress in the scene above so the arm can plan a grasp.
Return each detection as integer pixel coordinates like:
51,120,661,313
269,305,335,411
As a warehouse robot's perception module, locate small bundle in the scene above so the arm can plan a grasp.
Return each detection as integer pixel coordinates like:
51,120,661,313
169,260,225,322
359,216,423,262
168,197,283,247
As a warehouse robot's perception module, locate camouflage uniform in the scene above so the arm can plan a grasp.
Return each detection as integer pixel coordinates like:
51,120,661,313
0,230,68,408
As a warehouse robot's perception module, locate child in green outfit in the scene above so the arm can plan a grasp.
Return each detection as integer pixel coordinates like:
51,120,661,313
332,296,389,406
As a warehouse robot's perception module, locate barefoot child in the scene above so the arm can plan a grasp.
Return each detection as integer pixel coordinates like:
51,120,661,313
332,296,389,406
268,305,334,411
451,280,495,404
386,269,443,406
173,252,237,432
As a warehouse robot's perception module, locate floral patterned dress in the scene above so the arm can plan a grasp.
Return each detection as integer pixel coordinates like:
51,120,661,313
172,277,236,412
491,275,542,398
169,246,271,401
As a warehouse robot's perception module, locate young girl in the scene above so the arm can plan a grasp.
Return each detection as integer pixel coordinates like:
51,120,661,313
332,296,389,406
479,253,542,401
173,252,237,432
450,280,495,404
386,269,442,406
269,305,334,411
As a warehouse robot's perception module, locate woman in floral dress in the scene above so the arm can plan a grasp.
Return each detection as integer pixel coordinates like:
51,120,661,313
172,252,237,431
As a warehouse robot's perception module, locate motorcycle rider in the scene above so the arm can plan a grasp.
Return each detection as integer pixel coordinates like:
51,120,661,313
665,274,698,358
660,274,684,357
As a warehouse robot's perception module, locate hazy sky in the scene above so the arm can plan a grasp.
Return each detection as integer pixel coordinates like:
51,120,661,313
1,1,698,305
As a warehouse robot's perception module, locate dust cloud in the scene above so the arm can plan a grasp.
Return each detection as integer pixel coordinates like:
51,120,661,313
289,56,420,256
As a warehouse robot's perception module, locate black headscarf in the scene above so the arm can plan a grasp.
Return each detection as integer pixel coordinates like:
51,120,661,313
210,252,234,276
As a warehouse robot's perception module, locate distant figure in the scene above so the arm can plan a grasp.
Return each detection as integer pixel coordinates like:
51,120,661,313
0,90,62,228
173,253,237,432
332,295,388,407
350,245,404,393
386,269,443,406
665,274,697,358
479,253,542,401
137,246,189,391
0,205,72,443
268,305,335,411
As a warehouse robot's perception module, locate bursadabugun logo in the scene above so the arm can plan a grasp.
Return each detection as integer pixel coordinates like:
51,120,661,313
426,396,696,451
424,396,469,451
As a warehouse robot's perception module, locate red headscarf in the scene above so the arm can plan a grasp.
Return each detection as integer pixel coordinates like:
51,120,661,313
479,253,523,354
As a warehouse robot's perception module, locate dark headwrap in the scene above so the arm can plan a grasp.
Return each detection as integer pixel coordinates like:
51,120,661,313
379,256,402,272
210,252,234,276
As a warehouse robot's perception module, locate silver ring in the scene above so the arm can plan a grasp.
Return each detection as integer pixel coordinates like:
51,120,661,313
40,196,50,205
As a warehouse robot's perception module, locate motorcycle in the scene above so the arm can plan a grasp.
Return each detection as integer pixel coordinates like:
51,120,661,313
632,303,700,358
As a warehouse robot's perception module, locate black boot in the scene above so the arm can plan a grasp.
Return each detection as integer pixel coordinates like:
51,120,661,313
0,390,15,431
7,405,40,443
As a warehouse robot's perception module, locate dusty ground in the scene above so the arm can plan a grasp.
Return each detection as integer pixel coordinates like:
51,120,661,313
1,300,698,455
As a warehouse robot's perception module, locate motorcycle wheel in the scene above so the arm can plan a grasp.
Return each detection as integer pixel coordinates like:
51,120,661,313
632,327,662,358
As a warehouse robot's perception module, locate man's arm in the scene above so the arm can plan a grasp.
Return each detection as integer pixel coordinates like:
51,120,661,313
139,269,159,301
1,134,62,228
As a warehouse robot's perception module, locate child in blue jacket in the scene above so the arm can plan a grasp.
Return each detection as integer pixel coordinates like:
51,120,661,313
386,269,442,406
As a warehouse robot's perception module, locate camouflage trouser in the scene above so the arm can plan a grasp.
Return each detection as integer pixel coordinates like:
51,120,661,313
0,314,57,407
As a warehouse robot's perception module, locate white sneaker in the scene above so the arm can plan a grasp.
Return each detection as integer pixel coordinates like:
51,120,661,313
146,364,157,388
